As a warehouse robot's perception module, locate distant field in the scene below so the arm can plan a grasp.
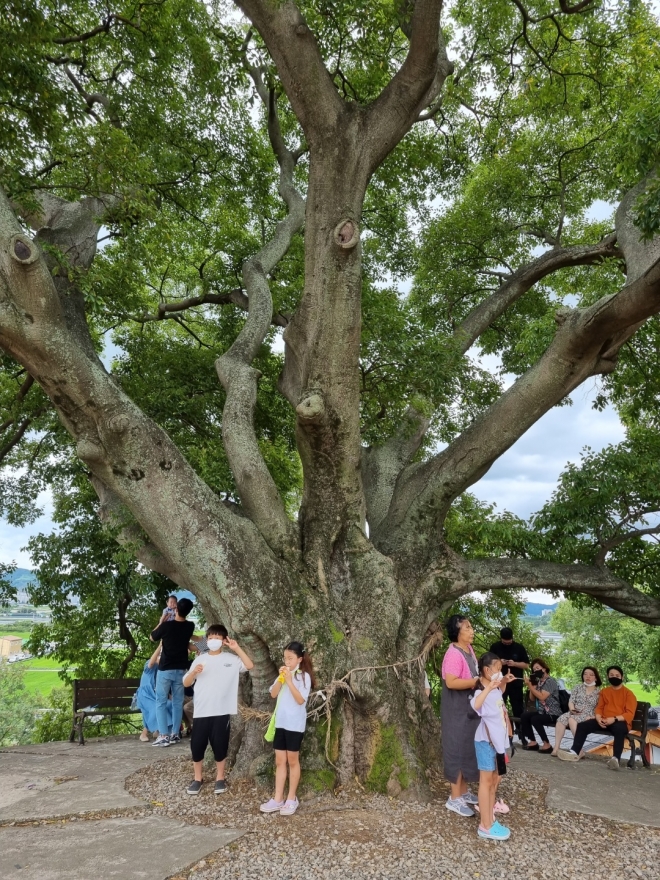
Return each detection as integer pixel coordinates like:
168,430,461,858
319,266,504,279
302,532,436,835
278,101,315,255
24,669,65,698
627,681,660,705
24,656,61,669
0,630,32,641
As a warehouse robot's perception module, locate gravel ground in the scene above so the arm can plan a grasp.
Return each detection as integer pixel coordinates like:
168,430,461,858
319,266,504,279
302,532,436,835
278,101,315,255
125,753,660,880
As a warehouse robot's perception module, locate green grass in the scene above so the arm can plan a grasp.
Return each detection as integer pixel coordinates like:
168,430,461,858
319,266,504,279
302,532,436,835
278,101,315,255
25,656,61,669
24,669,65,698
626,681,660,704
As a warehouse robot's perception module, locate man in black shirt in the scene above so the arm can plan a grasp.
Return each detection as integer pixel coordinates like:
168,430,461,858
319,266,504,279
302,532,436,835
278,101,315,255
150,597,195,747
490,627,529,733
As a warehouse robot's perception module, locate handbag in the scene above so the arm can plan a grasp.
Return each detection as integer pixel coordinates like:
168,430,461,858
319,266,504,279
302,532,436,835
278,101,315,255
264,685,284,742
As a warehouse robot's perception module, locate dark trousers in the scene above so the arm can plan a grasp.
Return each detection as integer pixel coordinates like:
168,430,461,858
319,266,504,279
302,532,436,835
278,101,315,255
503,680,525,722
520,710,558,745
571,718,628,759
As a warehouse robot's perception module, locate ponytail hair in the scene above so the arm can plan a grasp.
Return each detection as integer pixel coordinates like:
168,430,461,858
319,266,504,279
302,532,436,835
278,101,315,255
285,640,317,689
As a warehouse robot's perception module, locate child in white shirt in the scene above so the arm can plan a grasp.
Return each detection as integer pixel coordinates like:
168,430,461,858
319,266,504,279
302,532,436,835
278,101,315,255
470,652,516,841
182,624,254,795
260,640,316,817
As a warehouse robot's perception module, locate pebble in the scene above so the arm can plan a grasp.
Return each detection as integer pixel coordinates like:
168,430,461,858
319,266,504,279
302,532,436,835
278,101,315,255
122,755,660,880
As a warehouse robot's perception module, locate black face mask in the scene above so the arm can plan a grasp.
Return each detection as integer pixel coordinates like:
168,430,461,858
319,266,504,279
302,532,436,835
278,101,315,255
608,676,623,687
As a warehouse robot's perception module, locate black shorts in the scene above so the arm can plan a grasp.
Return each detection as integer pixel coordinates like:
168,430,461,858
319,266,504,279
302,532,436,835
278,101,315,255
190,714,230,762
273,728,304,752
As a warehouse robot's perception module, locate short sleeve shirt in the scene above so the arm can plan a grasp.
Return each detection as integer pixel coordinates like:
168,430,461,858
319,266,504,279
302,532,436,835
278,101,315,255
192,651,248,717
270,671,311,733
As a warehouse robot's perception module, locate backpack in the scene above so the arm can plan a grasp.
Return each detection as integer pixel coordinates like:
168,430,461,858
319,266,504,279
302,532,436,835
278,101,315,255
558,688,571,714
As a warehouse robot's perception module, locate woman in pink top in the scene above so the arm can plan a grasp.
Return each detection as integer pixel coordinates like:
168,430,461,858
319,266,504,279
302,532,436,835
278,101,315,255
441,614,481,817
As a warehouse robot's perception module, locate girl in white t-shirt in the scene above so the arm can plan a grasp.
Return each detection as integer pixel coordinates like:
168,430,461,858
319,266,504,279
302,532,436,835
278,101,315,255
260,641,316,816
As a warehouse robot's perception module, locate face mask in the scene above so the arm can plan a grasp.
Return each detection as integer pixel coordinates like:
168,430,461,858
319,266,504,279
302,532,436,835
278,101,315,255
207,638,223,651
608,675,622,687
584,680,596,686
490,671,503,682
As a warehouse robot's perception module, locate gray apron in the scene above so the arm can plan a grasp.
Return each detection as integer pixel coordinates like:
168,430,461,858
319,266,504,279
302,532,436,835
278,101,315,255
441,645,480,784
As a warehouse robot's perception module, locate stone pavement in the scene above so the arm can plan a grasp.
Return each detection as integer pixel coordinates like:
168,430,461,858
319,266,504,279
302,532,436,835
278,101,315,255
514,747,660,827
0,737,244,880
1,736,659,880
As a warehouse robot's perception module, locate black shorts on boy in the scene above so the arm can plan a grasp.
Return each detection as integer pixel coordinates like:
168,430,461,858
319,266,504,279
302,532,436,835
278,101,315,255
191,715,230,762
273,727,304,752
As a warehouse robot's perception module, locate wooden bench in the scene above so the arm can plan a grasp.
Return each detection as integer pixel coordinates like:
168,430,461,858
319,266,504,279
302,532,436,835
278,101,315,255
69,678,141,745
571,702,656,767
626,701,652,768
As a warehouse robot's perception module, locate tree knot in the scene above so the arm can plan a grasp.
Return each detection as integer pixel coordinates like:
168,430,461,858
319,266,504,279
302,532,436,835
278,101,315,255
296,393,325,422
334,219,360,250
10,234,39,266
106,414,130,434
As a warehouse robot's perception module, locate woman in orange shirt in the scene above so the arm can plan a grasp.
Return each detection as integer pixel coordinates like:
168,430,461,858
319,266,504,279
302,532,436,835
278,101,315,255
557,666,637,770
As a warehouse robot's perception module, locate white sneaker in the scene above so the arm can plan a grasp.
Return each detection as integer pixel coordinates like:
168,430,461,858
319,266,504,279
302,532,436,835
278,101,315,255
607,756,620,771
152,735,170,747
260,798,285,813
280,798,299,816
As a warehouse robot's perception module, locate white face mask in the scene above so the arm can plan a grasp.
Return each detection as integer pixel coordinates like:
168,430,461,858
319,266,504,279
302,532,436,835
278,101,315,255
584,680,596,686
490,671,503,682
207,638,223,651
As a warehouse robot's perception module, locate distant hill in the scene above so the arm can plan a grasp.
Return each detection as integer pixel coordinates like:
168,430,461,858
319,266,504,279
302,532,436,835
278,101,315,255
3,568,38,603
524,602,558,617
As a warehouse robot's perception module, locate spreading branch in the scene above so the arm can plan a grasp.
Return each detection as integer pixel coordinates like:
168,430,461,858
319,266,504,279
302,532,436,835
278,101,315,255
135,288,289,328
234,0,345,142
454,234,622,353
365,0,452,171
0,186,296,637
216,68,304,560
376,181,660,558
462,557,660,626
361,406,430,532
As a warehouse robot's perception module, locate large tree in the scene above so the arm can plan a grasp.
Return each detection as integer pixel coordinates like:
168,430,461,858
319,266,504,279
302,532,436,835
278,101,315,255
2,0,660,792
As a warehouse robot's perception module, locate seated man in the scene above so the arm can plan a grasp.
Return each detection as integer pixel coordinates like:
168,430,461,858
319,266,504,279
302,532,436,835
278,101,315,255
557,665,637,770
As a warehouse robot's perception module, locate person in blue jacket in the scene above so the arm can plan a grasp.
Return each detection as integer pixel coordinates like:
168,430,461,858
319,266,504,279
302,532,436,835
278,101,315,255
136,645,172,741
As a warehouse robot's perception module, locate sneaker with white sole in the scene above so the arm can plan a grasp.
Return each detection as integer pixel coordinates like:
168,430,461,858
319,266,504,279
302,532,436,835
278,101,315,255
445,797,474,817
186,780,203,795
260,798,285,813
280,798,299,816
169,734,181,745
462,791,479,805
214,780,228,795
607,756,620,771
152,735,170,747
557,749,579,762
478,820,511,840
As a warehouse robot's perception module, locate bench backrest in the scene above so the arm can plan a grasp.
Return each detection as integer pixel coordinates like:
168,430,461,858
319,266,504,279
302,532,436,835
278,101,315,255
630,701,650,737
73,678,141,712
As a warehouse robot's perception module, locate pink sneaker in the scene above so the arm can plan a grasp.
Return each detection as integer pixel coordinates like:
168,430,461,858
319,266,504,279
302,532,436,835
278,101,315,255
280,798,299,816
260,798,284,813
494,800,510,814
